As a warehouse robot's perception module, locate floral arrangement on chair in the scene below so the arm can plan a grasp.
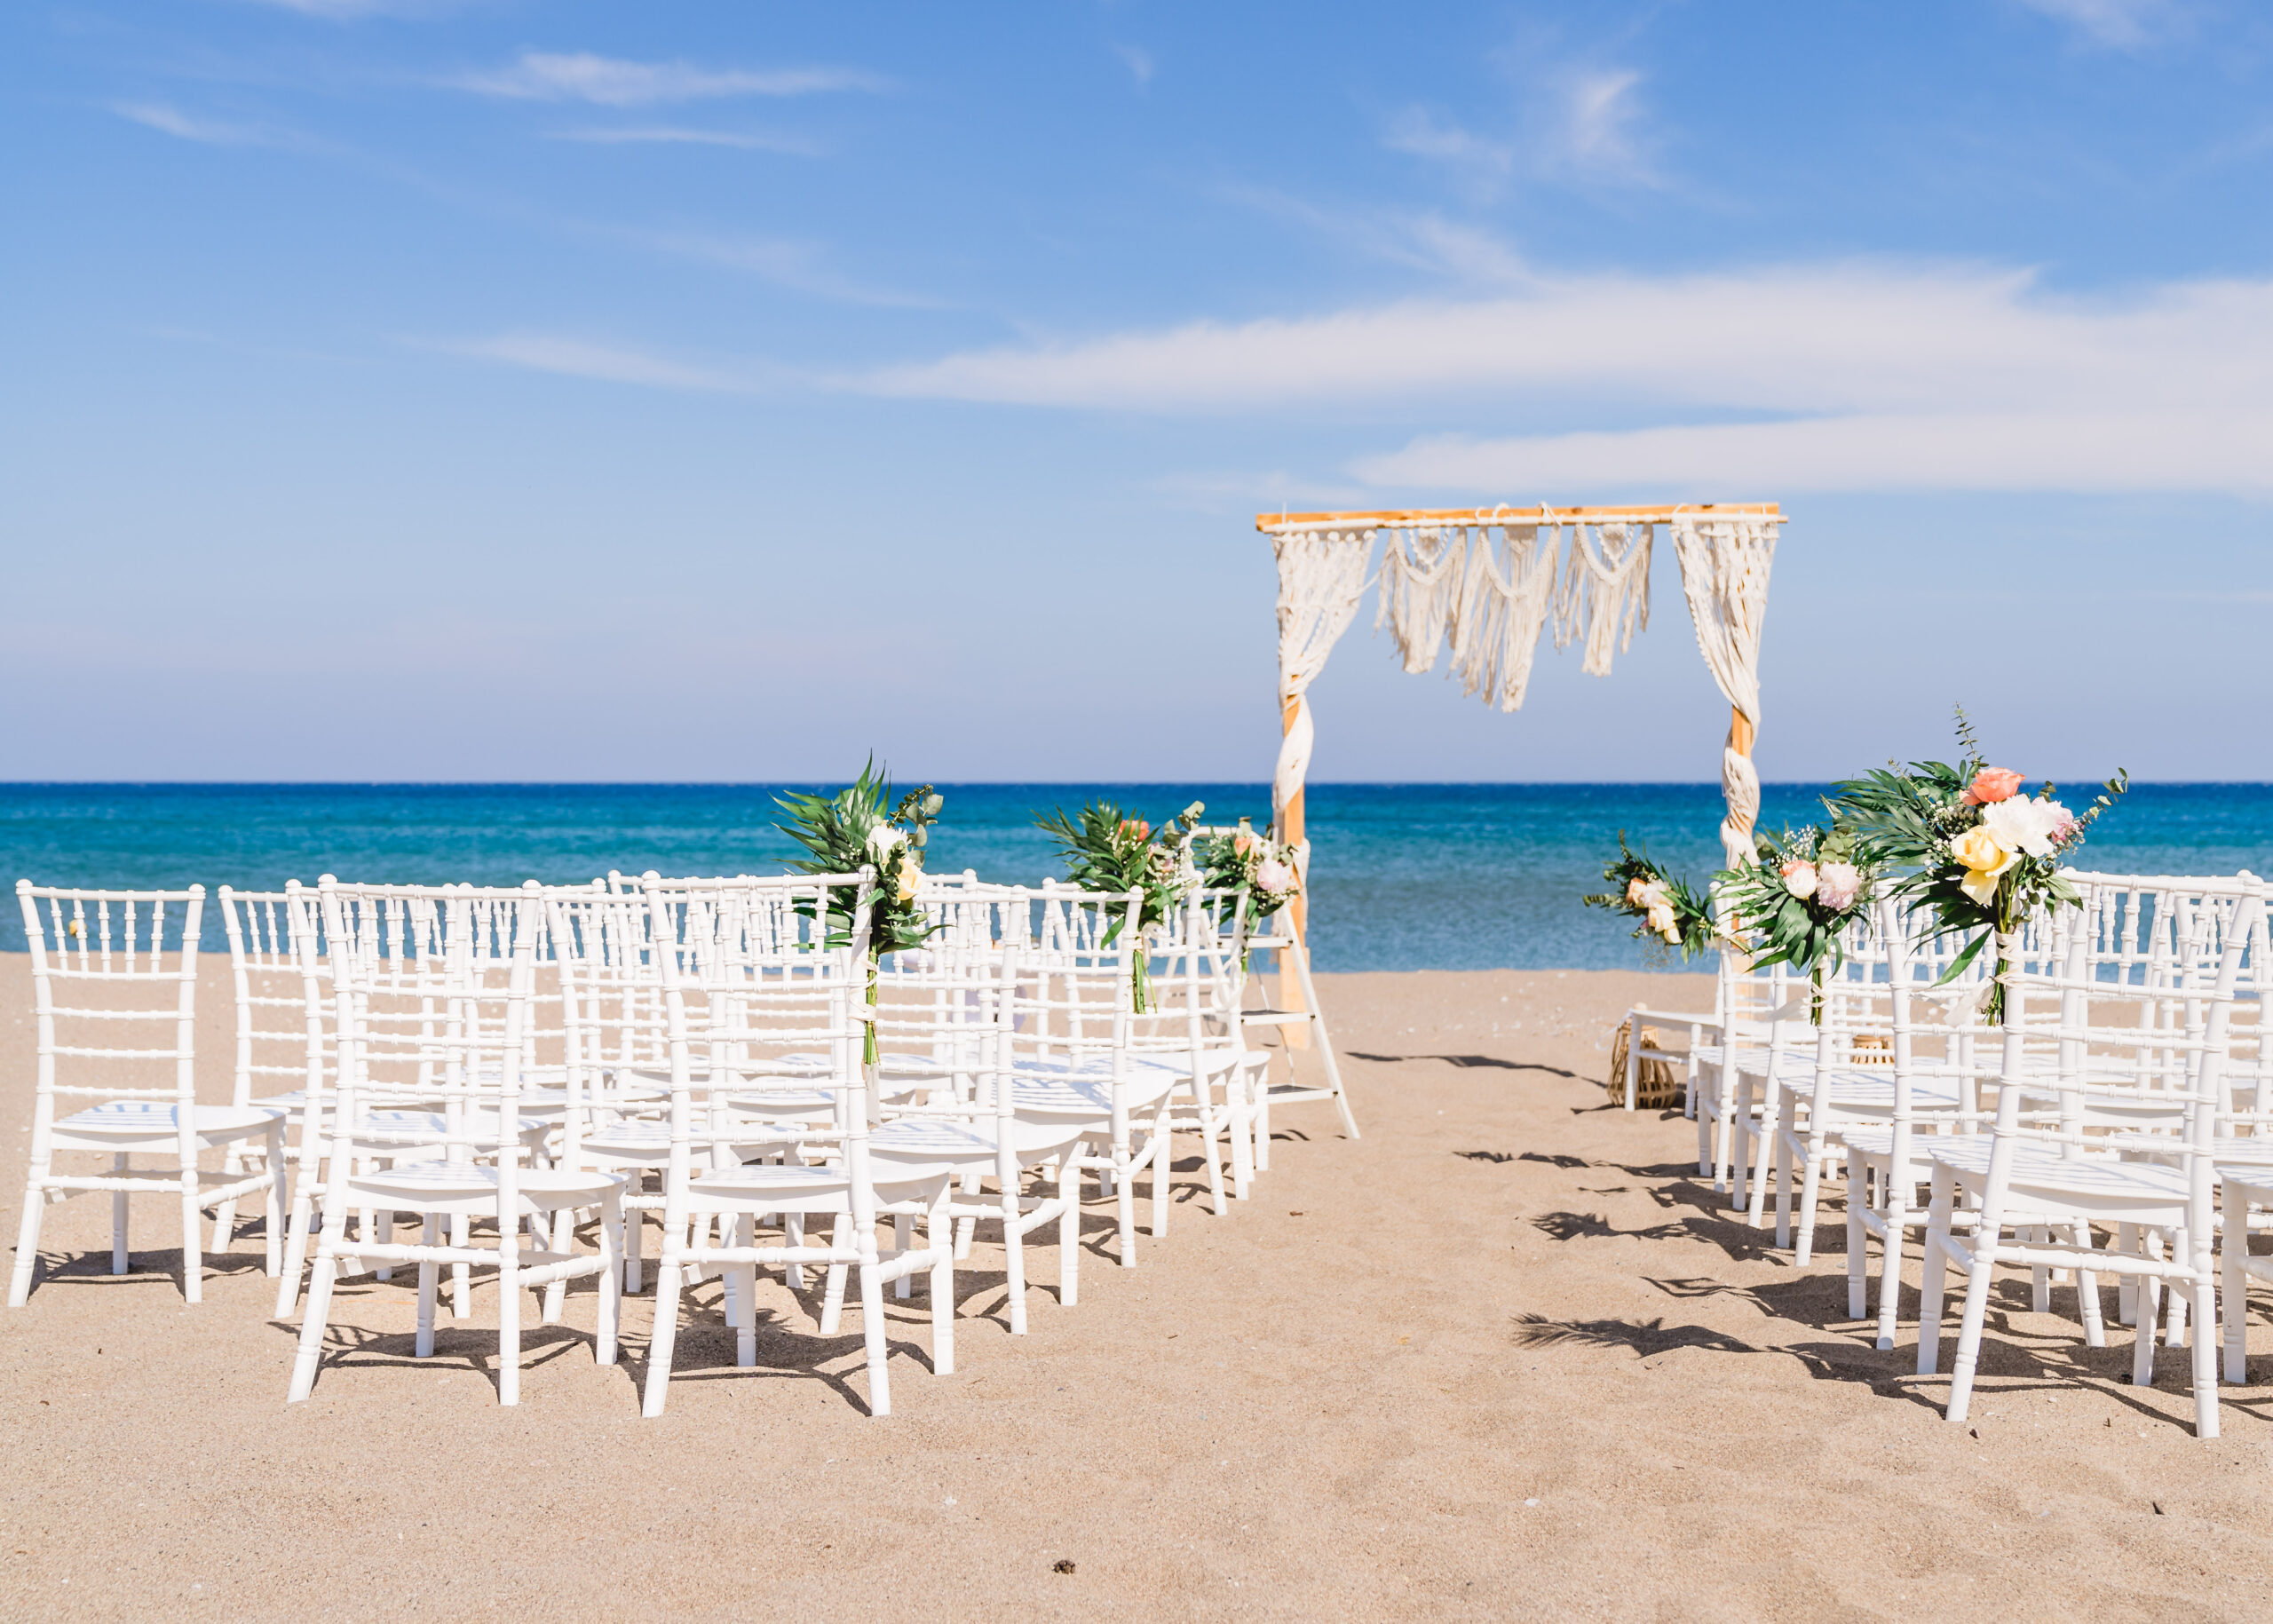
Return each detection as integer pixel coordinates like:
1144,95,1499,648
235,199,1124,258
1835,708,2126,1020
1713,821,1879,1022
1198,816,1302,937
775,759,945,1061
1581,833,1718,961
1034,798,1206,1011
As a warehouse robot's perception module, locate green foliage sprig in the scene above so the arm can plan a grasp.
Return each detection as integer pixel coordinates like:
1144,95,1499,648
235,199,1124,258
1580,832,1719,963
1034,798,1206,1010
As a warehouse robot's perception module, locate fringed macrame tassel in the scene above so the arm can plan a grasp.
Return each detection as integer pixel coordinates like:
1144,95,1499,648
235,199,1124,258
1550,519,1652,677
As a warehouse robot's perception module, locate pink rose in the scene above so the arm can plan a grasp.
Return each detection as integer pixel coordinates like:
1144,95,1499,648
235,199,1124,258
1814,861,1861,911
1961,767,2024,805
1255,858,1295,896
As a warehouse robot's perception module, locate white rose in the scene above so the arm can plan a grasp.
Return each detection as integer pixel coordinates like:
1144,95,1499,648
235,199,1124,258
1635,880,1671,912
864,825,906,860
1780,860,1818,900
1982,795,2064,860
1645,901,1678,943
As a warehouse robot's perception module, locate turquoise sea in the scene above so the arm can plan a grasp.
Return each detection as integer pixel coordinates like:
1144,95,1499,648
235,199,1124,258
2,782,2269,969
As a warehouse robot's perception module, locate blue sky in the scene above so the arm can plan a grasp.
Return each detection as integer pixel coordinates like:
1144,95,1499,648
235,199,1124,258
4,0,2270,785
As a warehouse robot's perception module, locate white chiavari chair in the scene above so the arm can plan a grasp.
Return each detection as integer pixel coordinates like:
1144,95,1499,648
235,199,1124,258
1918,875,2261,1437
10,883,285,1306
288,880,625,1406
637,873,967,1419
212,883,330,1260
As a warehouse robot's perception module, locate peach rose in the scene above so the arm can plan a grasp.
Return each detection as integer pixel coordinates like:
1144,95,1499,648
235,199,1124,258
1780,860,1818,901
1961,767,2024,805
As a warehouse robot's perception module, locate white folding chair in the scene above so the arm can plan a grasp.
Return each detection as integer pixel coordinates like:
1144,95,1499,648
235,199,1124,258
10,882,284,1306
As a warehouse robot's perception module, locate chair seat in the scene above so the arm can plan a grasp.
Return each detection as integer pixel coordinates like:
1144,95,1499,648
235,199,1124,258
584,1120,805,1162
344,1161,626,1211
350,1109,548,1145
688,1160,942,1208
1809,1071,1968,1113
55,1100,283,1147
1927,1137,2191,1205
1006,1059,1179,1112
868,1117,1026,1177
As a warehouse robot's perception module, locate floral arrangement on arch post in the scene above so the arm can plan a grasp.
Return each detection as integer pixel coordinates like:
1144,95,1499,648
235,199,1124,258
1198,816,1302,940
1835,708,2126,1023
774,759,945,1063
1713,821,1879,1023
1580,833,1720,963
1033,798,1207,1011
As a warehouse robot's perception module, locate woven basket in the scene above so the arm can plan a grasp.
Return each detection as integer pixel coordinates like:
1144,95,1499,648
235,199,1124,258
1606,1018,1682,1110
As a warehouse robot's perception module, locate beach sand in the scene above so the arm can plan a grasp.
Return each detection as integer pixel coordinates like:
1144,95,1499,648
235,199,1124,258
4,956,2270,1620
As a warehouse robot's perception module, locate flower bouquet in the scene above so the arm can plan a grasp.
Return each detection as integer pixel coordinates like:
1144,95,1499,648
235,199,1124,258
1714,822,1878,1022
1198,816,1302,939
1034,797,1206,1011
775,758,945,1061
1580,833,1718,962
1835,709,2126,1021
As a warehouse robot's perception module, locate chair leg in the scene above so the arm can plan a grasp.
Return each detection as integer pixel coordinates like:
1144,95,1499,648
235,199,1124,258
1150,1105,1171,1237
261,1129,285,1279
416,1216,440,1359
1113,1135,1136,1268
892,1214,913,1301
1945,1240,2000,1424
1845,1161,1867,1321
859,1256,891,1419
287,1253,341,1402
1917,1172,1953,1377
2225,1184,2250,1386
180,1174,202,1305
8,1168,48,1308
2073,1223,2105,1350
543,1208,574,1325
2193,1269,2221,1438
276,1170,317,1317
451,1213,471,1319
1794,1137,1827,1265
1002,1172,1029,1336
596,1199,621,1367
641,1261,684,1418
624,1202,644,1295
497,1250,520,1408
1875,1184,1909,1354
734,1214,759,1369
1057,1153,1080,1308
927,1190,955,1377
819,1215,850,1335
113,1154,131,1275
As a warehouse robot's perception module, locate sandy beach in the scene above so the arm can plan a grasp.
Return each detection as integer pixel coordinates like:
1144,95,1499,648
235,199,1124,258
4,956,2272,1621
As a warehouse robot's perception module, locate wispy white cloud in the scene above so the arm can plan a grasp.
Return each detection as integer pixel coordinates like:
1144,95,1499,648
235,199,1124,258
2013,0,2179,49
1113,44,1155,88
1382,107,1513,191
1386,65,1659,194
417,332,761,392
112,101,280,147
451,51,885,107
860,261,2273,494
622,228,939,307
1218,187,1532,286
547,126,824,155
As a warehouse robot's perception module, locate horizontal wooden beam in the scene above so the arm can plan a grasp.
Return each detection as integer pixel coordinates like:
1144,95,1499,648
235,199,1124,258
1255,502,1783,534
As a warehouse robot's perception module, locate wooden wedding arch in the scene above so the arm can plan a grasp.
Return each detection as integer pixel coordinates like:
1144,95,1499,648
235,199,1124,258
1254,502,1786,951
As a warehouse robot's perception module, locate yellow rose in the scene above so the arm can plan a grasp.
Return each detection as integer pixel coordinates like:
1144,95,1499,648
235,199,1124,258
895,856,923,903
1950,823,2016,906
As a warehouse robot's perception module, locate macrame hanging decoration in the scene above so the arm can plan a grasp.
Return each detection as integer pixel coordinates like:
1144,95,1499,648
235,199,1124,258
1669,510,1778,868
1271,529,1374,831
1267,503,1779,872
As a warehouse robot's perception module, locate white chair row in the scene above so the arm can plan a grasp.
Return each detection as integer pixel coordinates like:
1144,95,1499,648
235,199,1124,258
8,866,1358,1423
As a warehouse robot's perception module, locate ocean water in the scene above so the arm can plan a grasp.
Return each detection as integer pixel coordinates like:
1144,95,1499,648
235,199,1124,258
2,782,2269,970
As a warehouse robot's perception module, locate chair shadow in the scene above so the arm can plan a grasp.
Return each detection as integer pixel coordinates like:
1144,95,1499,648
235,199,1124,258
1348,1052,1581,1080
